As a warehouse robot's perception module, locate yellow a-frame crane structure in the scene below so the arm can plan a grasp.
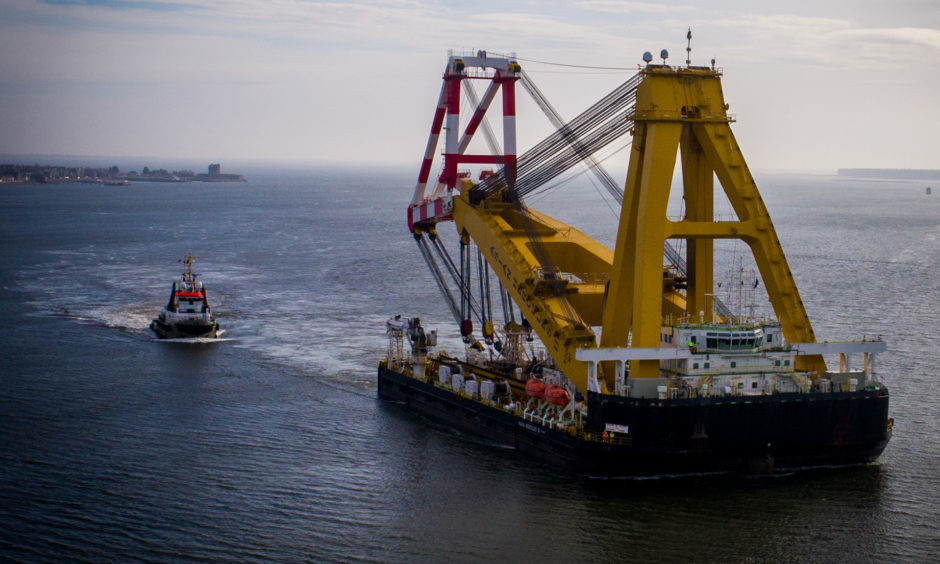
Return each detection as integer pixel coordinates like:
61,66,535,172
600,65,825,380
391,51,891,478
448,64,825,394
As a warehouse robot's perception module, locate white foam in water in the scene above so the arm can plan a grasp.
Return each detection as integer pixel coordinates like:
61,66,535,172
17,210,518,390
18,248,411,387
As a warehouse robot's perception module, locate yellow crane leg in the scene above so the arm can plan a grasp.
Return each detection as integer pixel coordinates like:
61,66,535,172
680,126,714,324
691,122,826,376
602,121,682,379
598,66,825,381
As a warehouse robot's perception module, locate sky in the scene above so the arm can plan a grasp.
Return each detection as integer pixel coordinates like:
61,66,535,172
0,0,938,172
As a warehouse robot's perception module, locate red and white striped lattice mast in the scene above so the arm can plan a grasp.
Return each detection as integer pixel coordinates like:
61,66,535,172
408,51,520,233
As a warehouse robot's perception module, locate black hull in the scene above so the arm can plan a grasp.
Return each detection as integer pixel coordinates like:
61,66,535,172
378,365,891,477
150,318,219,339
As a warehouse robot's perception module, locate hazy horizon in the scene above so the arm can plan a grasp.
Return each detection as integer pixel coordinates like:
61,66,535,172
1,1,938,172
8,152,940,181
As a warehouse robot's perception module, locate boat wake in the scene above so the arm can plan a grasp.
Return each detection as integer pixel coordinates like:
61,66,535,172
53,304,156,333
17,249,437,390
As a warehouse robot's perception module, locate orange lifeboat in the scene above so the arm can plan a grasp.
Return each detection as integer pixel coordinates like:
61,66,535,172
525,378,545,399
544,384,570,406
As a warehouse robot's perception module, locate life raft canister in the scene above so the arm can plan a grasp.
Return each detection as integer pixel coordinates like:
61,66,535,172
544,384,570,406
525,377,545,399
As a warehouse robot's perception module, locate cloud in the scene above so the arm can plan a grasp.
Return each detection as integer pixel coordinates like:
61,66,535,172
831,27,940,51
461,12,615,51
690,15,940,67
2,0,937,167
42,0,190,10
573,0,689,15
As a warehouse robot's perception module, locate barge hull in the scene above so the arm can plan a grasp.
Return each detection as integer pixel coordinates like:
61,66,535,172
378,365,890,476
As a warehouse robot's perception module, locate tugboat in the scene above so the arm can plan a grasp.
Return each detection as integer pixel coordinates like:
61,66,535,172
150,255,220,339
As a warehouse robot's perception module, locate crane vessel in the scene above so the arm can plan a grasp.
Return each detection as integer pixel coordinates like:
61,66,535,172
378,48,891,476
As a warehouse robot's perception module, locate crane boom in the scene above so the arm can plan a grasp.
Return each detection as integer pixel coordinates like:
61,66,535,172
451,194,608,393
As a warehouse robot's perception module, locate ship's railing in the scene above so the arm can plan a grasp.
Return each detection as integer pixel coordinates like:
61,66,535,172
789,339,886,355
420,370,641,444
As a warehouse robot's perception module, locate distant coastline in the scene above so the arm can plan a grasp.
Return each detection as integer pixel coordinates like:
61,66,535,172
0,162,245,184
837,168,940,181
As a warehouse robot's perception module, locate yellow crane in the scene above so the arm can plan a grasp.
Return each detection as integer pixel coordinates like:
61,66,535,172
413,55,824,396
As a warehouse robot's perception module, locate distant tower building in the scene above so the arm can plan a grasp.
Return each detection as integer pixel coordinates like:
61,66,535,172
208,163,221,176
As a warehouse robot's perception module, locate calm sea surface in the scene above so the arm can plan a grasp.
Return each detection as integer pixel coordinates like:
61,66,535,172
0,166,937,562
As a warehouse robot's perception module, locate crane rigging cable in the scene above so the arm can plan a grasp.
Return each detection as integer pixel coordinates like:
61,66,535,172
472,72,642,202
507,80,637,195
489,51,639,71
511,108,635,199
518,68,625,204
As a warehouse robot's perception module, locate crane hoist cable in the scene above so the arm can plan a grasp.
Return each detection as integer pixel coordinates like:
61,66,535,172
414,235,460,325
415,232,489,330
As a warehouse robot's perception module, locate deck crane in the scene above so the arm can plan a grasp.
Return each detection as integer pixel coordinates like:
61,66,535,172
381,48,890,477
407,51,826,395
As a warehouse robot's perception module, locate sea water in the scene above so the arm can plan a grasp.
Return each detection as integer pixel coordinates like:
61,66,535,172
0,165,937,561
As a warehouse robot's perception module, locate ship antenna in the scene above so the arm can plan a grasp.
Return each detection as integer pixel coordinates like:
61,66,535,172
686,27,692,66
